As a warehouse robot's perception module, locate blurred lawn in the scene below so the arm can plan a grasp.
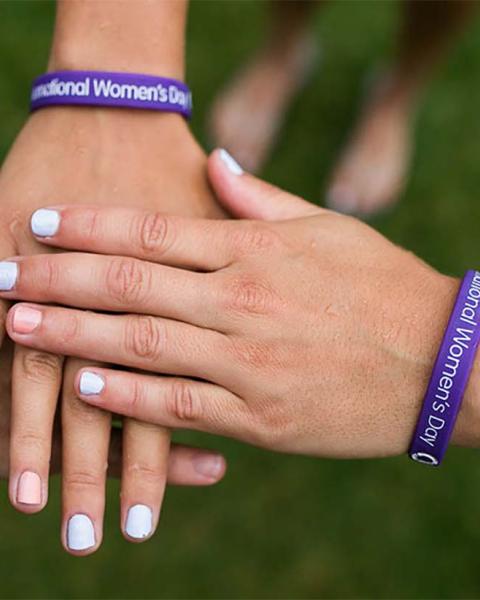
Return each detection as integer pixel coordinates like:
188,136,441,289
1,1,480,598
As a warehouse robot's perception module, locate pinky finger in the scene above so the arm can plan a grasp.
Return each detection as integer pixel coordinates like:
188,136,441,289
107,432,227,486
75,368,247,438
121,419,169,543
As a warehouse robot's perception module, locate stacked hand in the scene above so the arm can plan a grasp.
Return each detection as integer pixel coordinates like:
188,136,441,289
2,150,478,509
0,109,227,553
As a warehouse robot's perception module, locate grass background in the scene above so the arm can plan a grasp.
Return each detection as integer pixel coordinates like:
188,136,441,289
1,1,480,598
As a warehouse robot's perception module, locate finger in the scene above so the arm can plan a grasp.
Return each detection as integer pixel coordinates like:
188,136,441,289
29,205,236,271
9,345,63,513
164,444,226,485
106,433,227,486
62,358,111,556
0,253,217,329
121,419,170,543
208,148,323,220
0,230,16,346
7,304,230,384
0,300,8,346
75,367,247,439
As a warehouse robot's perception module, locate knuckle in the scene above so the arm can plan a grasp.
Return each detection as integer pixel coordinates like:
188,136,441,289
84,208,101,240
64,469,105,491
246,403,290,449
65,394,101,422
105,257,150,305
228,335,285,373
59,312,82,344
231,223,281,255
124,461,164,486
15,429,47,452
166,380,201,422
21,350,62,383
136,212,174,256
125,316,166,362
225,275,278,317
5,211,25,247
42,256,60,291
229,338,271,370
124,379,147,416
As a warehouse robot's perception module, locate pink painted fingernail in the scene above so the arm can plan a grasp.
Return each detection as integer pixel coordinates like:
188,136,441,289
192,454,224,479
12,306,42,334
17,471,42,505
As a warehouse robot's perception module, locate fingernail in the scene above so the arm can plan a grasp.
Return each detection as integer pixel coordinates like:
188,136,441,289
17,471,42,505
67,514,96,551
0,262,18,291
219,148,244,175
12,306,42,334
79,372,105,395
31,209,60,237
125,504,153,540
326,185,359,214
192,454,224,480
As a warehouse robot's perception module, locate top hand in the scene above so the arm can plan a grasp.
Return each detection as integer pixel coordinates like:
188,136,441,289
4,149,478,459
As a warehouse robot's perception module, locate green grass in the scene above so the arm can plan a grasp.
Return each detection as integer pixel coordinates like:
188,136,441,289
1,1,480,598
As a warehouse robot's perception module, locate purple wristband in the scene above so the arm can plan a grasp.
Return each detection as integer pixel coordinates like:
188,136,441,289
30,70,192,118
409,270,480,466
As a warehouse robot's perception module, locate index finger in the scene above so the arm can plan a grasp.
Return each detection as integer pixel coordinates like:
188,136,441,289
30,206,236,271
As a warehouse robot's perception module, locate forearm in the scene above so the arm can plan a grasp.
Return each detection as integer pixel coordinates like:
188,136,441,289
48,0,187,79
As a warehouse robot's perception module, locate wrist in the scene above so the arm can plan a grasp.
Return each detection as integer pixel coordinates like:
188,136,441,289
48,0,186,79
392,270,458,453
408,271,480,450
48,43,184,80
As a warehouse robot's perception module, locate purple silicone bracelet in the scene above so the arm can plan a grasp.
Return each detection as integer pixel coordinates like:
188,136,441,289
30,70,192,118
409,270,480,466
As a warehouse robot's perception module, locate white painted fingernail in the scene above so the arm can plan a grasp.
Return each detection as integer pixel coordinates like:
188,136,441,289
67,514,95,551
125,504,153,539
30,209,60,237
79,372,105,395
0,262,18,291
219,148,244,175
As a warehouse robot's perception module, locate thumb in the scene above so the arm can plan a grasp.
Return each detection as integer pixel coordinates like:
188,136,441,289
208,149,323,221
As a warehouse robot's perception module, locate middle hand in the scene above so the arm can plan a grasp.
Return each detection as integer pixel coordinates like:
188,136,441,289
0,109,225,554
2,150,475,461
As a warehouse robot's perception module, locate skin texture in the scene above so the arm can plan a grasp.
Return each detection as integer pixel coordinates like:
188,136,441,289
0,0,234,555
0,0,228,556
3,150,480,459
0,106,227,552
